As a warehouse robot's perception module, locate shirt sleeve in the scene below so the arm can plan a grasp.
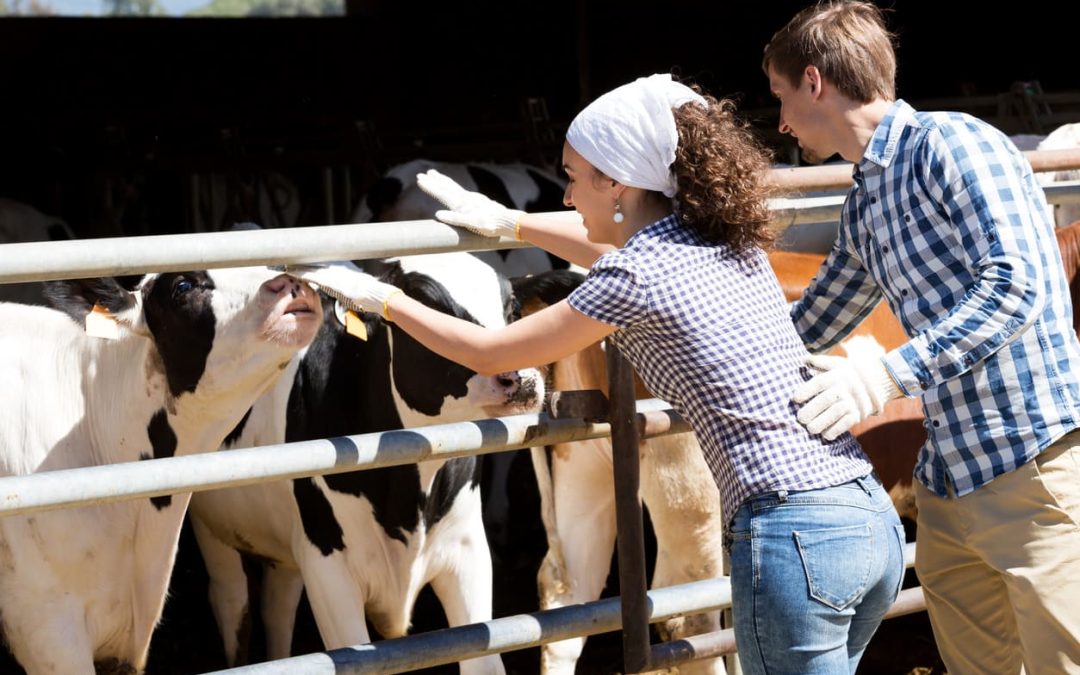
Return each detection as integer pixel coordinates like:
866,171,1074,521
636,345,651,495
883,124,1046,395
567,251,649,329
792,211,884,354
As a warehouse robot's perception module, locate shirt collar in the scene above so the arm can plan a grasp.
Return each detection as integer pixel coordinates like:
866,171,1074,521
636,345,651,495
624,212,680,248
860,99,917,171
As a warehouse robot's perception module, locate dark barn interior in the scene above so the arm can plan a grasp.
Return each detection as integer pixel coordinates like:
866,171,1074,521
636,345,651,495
0,2,1077,673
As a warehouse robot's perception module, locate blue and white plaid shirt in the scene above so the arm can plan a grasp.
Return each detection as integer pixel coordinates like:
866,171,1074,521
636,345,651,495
793,99,1080,498
569,215,873,522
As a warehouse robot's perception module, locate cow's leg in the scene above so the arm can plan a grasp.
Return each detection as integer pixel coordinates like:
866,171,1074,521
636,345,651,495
191,513,252,666
296,546,371,649
261,563,305,662
640,433,727,675
538,438,617,675
429,493,506,675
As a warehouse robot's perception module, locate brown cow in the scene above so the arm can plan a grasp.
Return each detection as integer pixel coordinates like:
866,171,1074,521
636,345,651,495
1055,220,1080,336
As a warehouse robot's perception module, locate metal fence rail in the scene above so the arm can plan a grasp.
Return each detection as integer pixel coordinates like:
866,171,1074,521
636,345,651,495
0,400,685,517
205,543,919,674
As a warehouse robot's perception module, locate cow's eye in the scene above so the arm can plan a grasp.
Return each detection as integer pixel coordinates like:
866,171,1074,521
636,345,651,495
174,277,194,295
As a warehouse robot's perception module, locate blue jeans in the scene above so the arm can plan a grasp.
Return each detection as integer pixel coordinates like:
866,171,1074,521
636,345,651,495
728,474,905,675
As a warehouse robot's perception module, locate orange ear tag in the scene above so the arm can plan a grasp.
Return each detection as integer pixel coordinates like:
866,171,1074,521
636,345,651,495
85,304,121,340
344,309,368,341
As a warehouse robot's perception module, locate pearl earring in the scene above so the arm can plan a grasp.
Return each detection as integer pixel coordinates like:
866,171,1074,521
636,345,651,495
613,202,625,224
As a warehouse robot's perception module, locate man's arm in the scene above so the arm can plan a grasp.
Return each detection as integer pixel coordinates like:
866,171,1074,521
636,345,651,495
883,128,1046,396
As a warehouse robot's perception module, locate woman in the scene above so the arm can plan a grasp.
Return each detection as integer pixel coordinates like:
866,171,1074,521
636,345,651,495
292,73,904,674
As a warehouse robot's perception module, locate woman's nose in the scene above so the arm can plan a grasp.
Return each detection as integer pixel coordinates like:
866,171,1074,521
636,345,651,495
562,184,573,208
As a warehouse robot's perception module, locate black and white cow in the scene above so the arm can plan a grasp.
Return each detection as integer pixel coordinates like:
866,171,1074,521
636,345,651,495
0,267,321,674
353,159,570,278
0,198,75,305
188,252,545,673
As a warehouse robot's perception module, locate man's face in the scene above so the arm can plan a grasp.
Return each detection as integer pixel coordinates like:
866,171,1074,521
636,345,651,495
768,65,833,163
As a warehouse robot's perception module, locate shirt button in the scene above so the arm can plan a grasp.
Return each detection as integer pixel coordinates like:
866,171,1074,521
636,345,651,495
901,288,909,296
870,196,878,204
932,420,941,428
904,214,912,223
882,244,890,253
919,380,929,389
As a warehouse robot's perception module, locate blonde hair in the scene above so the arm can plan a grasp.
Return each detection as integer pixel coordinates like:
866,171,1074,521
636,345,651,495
762,0,897,103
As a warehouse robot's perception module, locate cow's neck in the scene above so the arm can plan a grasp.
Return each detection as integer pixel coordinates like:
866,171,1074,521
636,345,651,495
81,335,288,467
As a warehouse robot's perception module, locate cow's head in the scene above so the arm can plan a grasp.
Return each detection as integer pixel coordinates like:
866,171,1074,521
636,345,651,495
363,253,545,427
46,267,322,399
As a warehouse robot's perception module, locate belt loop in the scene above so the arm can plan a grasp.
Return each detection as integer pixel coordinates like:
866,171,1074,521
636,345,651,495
777,489,788,503
856,474,874,496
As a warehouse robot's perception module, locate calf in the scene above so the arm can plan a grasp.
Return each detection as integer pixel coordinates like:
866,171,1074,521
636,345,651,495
0,266,321,674
188,253,545,674
354,159,569,278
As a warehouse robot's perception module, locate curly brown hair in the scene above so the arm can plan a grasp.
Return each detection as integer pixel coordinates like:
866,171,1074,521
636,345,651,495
672,96,775,252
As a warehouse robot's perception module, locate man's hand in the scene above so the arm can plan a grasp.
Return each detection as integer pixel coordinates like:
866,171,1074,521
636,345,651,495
791,354,903,441
416,169,524,238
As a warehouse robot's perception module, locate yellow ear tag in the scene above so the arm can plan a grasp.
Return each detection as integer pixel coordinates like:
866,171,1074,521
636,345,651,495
344,309,368,341
85,304,121,340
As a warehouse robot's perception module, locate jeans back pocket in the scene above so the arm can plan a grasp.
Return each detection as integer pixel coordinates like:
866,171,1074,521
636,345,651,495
794,523,873,610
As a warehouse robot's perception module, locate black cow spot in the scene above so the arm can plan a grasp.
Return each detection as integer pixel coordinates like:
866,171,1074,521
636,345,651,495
323,463,422,545
44,276,135,321
467,166,515,210
293,477,346,556
423,457,482,528
223,407,253,448
147,408,177,510
365,176,404,222
142,272,217,398
387,269,477,417
94,658,137,675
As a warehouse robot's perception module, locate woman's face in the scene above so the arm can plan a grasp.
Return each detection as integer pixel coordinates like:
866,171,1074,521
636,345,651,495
562,141,617,244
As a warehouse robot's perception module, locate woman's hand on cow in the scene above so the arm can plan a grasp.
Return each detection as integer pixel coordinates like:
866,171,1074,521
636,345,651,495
416,169,524,239
281,262,404,320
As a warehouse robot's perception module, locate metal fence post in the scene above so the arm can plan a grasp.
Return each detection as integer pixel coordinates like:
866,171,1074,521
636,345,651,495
605,338,650,674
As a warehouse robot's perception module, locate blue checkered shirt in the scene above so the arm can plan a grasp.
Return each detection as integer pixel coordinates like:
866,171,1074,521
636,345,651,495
793,99,1080,498
569,215,873,522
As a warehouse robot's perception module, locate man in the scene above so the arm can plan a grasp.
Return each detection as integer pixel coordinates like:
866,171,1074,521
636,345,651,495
764,2,1080,673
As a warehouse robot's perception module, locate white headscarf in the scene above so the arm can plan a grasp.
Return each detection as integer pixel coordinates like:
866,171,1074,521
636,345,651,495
565,73,707,198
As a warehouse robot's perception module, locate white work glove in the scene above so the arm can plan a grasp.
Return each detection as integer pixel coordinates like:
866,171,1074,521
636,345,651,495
416,169,524,239
281,262,403,319
791,354,903,441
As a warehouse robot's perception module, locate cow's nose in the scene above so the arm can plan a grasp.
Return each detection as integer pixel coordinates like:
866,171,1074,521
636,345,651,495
496,371,520,393
266,273,309,298
265,274,290,295
496,370,537,403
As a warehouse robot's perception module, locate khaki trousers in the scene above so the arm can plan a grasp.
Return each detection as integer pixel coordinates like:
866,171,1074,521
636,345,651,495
914,431,1080,674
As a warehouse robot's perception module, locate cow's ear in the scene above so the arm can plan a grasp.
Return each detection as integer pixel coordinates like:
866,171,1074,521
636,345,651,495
44,277,143,334
510,269,586,317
